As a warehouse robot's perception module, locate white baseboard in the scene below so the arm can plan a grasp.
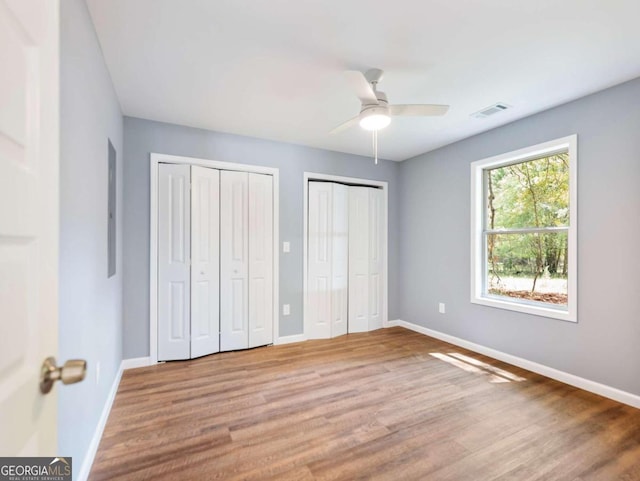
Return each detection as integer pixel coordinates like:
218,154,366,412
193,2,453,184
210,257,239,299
77,356,151,480
275,334,307,345
76,363,123,481
121,356,152,370
388,320,640,409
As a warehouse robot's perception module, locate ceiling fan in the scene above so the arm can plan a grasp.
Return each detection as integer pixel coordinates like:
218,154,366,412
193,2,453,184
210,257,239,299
331,68,450,135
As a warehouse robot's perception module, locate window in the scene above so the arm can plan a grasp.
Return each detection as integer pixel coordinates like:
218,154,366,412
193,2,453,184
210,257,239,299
471,135,577,322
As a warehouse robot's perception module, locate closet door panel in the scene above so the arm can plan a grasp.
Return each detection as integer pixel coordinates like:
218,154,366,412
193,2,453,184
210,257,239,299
191,166,220,358
368,188,384,330
248,173,273,348
158,163,191,361
331,183,349,338
220,170,249,351
348,186,370,333
307,182,332,339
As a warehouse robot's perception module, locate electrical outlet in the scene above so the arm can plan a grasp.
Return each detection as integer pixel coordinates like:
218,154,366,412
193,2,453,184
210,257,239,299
96,361,101,385
283,241,290,253
438,303,446,314
283,304,290,316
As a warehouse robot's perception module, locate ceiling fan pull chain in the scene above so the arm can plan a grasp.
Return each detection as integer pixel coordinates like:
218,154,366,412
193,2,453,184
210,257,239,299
372,130,375,164
373,129,378,165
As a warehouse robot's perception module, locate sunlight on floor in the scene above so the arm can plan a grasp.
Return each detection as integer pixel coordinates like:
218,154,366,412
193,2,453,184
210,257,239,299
429,352,526,383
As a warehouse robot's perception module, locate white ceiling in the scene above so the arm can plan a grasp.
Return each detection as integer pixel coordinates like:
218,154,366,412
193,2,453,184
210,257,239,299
86,0,640,161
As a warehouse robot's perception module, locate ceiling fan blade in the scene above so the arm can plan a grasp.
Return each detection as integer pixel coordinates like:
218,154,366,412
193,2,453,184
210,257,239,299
344,71,379,104
390,104,449,117
329,115,362,135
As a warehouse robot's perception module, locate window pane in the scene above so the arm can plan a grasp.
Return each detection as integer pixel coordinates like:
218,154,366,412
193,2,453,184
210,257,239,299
486,231,568,307
486,153,569,230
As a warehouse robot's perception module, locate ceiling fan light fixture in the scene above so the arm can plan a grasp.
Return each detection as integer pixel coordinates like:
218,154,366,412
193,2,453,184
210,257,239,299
359,112,391,131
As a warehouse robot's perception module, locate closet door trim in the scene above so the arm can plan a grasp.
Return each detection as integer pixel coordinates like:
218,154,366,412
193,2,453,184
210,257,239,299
150,153,279,364
303,172,389,341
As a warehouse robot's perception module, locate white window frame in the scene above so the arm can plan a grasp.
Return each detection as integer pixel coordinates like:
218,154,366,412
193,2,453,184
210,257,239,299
470,135,578,322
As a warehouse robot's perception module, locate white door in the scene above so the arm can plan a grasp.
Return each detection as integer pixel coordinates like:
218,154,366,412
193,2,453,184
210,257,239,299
158,164,191,361
220,170,249,351
331,183,349,337
307,182,332,339
368,187,384,330
248,173,273,348
190,166,220,358
348,187,384,332
307,182,348,339
348,187,370,333
0,0,60,455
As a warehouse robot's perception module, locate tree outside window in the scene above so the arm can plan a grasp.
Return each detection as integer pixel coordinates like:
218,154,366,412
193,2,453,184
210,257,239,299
486,153,569,305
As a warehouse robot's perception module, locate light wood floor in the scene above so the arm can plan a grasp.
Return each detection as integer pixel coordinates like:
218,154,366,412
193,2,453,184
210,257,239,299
90,327,640,480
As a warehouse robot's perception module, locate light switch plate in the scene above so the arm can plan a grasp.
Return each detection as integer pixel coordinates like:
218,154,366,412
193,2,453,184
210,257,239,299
283,241,290,253
439,303,446,314
283,304,290,316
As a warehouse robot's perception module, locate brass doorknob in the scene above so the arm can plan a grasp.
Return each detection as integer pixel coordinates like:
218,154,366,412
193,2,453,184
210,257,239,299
40,357,87,394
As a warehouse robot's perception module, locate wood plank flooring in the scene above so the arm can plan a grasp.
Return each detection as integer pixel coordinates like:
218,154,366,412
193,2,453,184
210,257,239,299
89,327,640,480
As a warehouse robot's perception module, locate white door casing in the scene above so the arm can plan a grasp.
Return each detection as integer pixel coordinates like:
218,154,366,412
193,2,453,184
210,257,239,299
190,166,220,358
157,163,191,361
248,173,274,348
220,170,249,351
0,0,59,455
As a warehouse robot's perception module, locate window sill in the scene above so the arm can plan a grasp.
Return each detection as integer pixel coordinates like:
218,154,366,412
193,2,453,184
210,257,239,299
471,295,577,323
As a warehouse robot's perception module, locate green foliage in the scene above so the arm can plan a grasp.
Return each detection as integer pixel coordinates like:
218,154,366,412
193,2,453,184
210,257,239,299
486,153,570,292
488,232,568,277
488,153,569,229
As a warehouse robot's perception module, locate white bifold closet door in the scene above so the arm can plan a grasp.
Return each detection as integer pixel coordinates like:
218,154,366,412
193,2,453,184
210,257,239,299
159,164,273,360
158,164,221,361
348,187,383,332
158,164,192,360
307,181,349,339
220,171,249,351
190,166,220,358
220,171,274,351
248,173,274,348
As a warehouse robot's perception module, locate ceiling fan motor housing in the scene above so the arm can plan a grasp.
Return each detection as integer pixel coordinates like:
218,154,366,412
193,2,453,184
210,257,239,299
361,91,389,114
361,104,389,117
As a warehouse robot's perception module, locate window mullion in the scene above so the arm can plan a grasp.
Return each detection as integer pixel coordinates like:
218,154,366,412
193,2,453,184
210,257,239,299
484,226,569,235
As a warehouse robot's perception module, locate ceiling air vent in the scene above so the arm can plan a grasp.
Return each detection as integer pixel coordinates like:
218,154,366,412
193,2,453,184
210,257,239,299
472,103,511,119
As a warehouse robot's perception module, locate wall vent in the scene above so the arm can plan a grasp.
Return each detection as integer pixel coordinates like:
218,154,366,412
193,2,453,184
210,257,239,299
472,103,511,119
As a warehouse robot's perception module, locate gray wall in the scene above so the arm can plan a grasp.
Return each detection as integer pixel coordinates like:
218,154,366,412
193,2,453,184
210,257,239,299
399,77,640,396
59,0,123,475
123,117,400,358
